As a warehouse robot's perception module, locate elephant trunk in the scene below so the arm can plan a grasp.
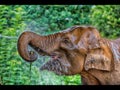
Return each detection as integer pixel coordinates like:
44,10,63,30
17,31,38,62
17,31,60,62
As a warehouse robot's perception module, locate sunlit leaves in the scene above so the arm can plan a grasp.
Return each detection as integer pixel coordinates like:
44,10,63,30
23,5,91,35
90,5,120,38
0,5,39,85
63,75,81,85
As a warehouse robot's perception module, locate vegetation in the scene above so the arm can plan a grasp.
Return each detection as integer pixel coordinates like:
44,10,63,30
90,5,120,38
0,5,120,85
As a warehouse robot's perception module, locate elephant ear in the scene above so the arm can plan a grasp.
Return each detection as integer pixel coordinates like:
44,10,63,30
84,53,111,71
78,27,101,54
76,26,111,71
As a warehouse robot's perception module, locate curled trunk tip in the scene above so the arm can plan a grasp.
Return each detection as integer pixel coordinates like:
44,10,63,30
17,31,38,62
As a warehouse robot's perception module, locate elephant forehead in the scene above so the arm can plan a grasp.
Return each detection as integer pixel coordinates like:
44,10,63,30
66,32,81,44
69,34,77,42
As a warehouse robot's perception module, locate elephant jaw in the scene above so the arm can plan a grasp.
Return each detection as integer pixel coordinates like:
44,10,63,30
40,57,72,75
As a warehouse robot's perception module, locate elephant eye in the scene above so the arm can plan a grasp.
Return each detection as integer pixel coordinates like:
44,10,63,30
62,38,70,44
61,38,74,49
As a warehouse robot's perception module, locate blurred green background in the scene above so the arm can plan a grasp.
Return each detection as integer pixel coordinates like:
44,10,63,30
0,5,120,85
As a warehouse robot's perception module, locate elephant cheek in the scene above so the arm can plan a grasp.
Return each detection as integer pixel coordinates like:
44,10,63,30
71,60,84,74
79,64,84,72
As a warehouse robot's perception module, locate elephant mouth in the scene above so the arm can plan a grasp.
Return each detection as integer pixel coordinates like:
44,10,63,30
35,47,71,75
36,48,50,56
39,52,71,75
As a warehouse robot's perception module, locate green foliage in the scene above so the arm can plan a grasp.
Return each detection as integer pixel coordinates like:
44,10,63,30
90,5,120,39
22,5,91,35
0,5,120,85
0,5,26,36
63,75,81,85
0,5,39,85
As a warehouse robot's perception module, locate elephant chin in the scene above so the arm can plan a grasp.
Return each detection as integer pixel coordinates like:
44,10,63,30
40,58,72,75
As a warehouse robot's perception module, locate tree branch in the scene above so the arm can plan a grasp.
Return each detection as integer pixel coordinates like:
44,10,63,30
0,34,17,39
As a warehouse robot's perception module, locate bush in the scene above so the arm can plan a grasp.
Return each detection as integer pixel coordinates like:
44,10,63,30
90,5,120,39
0,5,39,85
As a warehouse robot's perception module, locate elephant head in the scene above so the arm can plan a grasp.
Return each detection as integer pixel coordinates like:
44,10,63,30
17,26,112,75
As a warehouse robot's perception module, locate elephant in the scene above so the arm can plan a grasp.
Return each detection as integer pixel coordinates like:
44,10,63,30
17,25,120,85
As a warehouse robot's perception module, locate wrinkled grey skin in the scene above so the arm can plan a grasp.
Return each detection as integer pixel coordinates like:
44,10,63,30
17,26,120,85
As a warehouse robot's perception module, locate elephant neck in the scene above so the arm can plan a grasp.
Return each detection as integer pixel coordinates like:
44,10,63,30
108,38,120,71
101,38,120,71
109,38,120,62
80,70,101,85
